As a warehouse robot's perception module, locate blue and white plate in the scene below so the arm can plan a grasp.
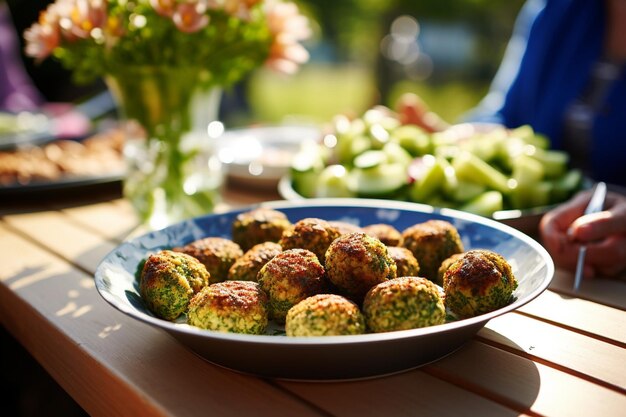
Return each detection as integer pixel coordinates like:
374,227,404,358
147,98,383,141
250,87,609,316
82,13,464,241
95,199,554,380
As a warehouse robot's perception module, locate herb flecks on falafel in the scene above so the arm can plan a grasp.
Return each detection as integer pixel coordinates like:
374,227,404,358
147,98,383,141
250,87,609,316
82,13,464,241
325,232,397,302
257,248,327,323
140,250,210,321
363,276,445,332
443,249,517,318
401,220,464,282
232,208,292,251
188,280,269,334
286,294,366,336
175,237,243,283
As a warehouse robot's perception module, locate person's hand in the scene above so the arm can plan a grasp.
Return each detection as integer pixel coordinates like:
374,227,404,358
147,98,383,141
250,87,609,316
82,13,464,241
395,93,449,133
539,189,626,278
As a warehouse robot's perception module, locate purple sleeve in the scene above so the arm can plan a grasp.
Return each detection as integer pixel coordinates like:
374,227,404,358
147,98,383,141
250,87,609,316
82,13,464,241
0,3,44,112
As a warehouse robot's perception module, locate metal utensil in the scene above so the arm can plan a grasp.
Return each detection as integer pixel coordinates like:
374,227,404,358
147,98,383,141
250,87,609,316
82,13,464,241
573,181,607,291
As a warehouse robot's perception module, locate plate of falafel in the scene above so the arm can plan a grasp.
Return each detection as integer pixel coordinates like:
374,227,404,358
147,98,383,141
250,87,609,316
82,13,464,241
95,198,554,380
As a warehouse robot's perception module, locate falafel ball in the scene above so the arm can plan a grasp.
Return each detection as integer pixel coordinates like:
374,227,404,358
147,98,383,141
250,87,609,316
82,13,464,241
328,221,363,236
285,294,366,336
227,241,282,281
187,281,269,334
387,246,420,277
278,218,341,265
401,219,464,282
363,277,445,332
325,232,397,301
140,250,210,321
436,252,464,286
443,249,518,319
175,237,243,283
362,223,403,246
232,207,292,251
257,249,327,323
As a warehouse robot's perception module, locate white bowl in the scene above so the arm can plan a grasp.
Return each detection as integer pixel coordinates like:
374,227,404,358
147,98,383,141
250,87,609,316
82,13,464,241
216,125,320,188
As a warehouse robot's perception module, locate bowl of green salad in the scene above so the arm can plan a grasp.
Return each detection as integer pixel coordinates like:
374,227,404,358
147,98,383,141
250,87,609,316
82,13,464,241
278,107,586,235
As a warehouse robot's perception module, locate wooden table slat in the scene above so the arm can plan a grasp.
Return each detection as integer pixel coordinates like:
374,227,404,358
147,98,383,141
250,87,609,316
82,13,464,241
482,313,626,391
279,371,521,417
423,341,626,416
278,339,626,417
3,210,118,275
518,289,626,344
58,199,139,242
548,269,626,310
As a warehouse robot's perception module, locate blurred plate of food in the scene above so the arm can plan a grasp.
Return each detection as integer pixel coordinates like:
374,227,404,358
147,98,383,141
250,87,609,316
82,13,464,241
95,198,553,380
0,92,117,152
279,107,587,234
216,125,320,188
0,128,126,195
0,111,55,150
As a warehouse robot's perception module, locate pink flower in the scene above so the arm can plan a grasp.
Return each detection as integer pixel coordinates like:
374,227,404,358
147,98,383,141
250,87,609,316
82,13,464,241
266,37,309,74
264,1,311,74
173,1,210,33
64,0,108,40
222,0,250,20
150,0,177,17
24,22,60,61
21,0,314,83
266,2,310,41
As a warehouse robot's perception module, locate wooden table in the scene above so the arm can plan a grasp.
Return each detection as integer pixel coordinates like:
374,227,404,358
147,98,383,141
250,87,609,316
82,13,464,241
1,182,625,417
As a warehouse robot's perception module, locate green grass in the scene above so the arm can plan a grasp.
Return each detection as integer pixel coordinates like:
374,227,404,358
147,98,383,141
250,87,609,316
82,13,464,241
387,80,490,124
247,64,490,125
247,64,376,124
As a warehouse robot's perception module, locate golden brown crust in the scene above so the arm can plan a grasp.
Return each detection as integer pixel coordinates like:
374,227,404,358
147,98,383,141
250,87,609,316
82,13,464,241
278,218,341,265
362,223,403,246
363,276,445,332
191,281,267,312
325,232,397,301
285,294,366,336
232,208,292,251
401,219,464,281
140,250,210,320
187,281,269,334
227,241,282,281
175,237,243,283
436,252,464,286
257,249,327,323
387,246,420,278
443,249,518,318
445,251,500,295
328,221,363,236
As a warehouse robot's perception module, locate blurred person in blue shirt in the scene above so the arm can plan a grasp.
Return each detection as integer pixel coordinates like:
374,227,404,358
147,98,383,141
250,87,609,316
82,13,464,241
465,0,625,188
399,0,626,278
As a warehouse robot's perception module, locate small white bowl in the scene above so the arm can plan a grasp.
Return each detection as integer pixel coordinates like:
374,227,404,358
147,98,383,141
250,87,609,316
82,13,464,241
217,125,320,188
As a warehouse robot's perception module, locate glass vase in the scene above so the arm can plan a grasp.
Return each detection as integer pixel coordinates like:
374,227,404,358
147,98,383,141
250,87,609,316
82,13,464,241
106,66,224,230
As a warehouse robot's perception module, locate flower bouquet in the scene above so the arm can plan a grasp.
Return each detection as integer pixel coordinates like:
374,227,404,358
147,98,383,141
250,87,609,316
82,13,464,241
24,0,311,228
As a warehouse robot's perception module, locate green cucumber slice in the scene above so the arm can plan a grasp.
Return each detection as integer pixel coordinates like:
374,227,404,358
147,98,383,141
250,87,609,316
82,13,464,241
409,157,446,202
460,191,504,217
452,151,511,194
353,150,388,169
315,165,355,198
349,163,407,198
